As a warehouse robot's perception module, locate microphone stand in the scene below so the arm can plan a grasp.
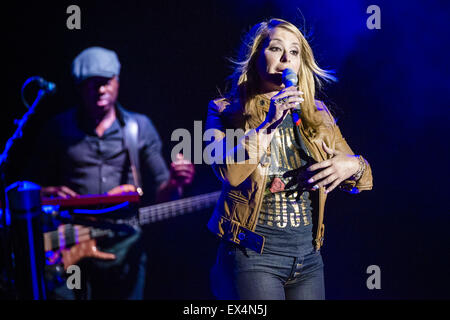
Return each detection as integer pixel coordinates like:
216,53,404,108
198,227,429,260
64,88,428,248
0,88,47,299
0,88,46,167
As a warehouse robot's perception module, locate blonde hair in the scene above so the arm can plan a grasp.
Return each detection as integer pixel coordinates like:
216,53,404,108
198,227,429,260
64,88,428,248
227,18,336,137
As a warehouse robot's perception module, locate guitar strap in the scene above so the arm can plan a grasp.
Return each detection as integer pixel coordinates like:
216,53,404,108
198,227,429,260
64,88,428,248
119,105,144,196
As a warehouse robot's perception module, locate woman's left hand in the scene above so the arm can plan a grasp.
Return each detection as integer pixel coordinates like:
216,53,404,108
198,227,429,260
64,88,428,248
306,141,360,194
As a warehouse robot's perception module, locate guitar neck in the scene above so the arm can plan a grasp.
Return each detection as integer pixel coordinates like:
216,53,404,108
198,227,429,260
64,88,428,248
137,191,221,225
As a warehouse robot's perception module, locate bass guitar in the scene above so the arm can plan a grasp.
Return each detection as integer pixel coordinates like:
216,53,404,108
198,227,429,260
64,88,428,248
43,191,221,268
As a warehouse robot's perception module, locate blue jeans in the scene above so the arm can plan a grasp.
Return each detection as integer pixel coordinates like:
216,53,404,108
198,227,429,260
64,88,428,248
211,241,325,300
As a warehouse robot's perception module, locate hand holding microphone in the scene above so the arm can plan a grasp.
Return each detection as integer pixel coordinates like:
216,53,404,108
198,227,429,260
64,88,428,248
264,68,303,129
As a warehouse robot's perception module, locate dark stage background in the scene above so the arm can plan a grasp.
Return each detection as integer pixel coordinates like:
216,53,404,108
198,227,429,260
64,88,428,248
3,0,449,299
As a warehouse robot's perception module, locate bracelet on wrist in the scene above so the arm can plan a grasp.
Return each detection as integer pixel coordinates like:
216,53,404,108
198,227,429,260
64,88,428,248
351,155,366,181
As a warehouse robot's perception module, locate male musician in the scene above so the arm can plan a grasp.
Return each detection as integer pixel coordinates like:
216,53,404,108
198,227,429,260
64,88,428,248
30,47,194,299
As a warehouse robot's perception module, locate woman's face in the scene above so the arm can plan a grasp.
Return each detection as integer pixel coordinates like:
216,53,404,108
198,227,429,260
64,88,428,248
257,27,301,92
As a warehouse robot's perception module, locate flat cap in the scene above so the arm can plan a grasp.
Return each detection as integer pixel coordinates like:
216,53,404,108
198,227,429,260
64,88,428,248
71,46,121,83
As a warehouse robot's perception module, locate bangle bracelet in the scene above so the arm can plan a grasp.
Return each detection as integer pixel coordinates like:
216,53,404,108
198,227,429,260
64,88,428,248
352,155,366,181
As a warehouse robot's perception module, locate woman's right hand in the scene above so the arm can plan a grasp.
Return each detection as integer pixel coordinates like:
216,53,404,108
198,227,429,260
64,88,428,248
264,86,304,129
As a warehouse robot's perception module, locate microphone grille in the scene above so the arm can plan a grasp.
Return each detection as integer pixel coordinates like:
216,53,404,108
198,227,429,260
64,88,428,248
282,68,298,86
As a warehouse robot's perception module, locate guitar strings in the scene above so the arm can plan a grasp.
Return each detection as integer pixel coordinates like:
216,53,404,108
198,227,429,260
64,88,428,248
138,192,220,216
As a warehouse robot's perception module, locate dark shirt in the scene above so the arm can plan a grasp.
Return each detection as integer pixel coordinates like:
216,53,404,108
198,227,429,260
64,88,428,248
30,105,170,203
256,114,314,257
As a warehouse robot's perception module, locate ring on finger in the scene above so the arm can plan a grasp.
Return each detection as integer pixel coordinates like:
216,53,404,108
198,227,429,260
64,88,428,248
274,97,289,106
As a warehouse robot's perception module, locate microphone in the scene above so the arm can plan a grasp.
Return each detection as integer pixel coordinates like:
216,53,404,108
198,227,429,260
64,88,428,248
282,68,298,87
34,76,56,94
282,68,301,127
20,76,57,109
